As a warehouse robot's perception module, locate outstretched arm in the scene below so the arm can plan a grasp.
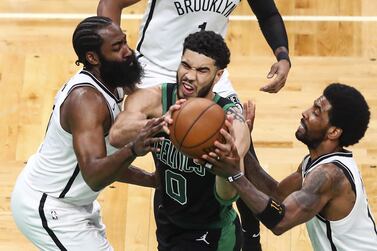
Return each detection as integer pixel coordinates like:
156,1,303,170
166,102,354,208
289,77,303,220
109,87,162,148
241,100,302,201
97,0,142,25
248,0,291,93
232,164,337,235
62,87,164,191
244,151,303,202
203,126,340,235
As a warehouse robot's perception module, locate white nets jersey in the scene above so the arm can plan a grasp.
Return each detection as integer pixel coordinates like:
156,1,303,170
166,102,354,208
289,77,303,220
137,0,241,71
301,151,377,251
21,70,124,206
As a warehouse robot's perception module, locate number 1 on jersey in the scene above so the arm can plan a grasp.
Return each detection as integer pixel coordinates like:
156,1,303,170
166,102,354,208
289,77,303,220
198,22,207,31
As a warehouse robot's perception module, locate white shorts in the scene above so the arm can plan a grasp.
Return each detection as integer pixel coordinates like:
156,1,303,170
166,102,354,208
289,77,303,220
11,171,113,251
137,55,240,103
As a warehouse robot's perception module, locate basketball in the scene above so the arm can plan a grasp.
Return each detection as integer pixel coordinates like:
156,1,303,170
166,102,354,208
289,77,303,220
169,98,226,159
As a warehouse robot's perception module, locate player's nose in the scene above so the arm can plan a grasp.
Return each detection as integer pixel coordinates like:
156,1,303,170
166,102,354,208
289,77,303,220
121,44,132,58
185,68,197,80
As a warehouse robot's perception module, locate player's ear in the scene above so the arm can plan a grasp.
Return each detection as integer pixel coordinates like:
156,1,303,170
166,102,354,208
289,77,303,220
214,69,224,83
327,126,342,141
86,51,100,66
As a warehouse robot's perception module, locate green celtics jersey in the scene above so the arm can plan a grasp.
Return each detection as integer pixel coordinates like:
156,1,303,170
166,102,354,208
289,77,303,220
152,83,238,229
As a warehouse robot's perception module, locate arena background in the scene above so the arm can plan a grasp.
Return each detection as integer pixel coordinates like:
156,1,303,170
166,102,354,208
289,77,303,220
0,0,376,250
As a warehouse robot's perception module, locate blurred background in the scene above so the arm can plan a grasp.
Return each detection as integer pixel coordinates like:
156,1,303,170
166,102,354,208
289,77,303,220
0,0,376,250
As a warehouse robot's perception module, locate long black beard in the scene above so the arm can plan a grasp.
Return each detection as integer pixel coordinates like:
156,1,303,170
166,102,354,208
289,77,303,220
99,51,143,90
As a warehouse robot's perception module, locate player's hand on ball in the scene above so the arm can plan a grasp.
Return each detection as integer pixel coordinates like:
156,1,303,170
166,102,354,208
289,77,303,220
130,117,165,156
163,99,186,134
201,118,241,178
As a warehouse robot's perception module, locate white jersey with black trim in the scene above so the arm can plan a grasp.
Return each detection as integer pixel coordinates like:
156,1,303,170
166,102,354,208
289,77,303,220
21,70,124,206
301,151,377,251
137,0,241,71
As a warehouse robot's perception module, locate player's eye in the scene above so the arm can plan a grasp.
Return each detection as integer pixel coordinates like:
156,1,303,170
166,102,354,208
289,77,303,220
181,62,190,69
312,108,320,116
197,68,209,74
113,45,121,51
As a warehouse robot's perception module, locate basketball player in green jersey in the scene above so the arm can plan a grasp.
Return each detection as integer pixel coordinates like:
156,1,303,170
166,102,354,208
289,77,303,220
109,31,251,250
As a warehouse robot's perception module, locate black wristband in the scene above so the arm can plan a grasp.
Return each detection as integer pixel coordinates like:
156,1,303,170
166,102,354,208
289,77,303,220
130,142,138,156
276,51,291,67
256,198,285,229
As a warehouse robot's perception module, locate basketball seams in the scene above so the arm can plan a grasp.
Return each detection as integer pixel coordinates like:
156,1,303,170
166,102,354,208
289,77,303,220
172,100,200,150
181,103,225,149
176,102,216,150
169,98,226,158
183,116,225,149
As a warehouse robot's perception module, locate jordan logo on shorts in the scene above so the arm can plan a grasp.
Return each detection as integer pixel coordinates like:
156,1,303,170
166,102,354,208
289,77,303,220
195,231,210,245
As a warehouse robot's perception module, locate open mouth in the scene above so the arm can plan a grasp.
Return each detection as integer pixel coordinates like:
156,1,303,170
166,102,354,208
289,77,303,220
182,81,195,96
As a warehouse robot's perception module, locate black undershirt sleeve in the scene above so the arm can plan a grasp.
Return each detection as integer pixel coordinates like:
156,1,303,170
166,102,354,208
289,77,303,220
247,0,289,52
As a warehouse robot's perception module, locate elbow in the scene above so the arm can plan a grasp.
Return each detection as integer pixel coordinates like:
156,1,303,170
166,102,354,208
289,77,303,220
90,184,102,192
82,170,105,192
85,178,103,192
109,130,124,148
270,225,288,236
271,228,284,236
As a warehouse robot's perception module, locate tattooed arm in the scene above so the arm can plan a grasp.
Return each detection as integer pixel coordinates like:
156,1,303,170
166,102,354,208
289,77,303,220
202,125,346,235
244,151,303,202
232,163,343,235
227,106,251,158
215,106,250,201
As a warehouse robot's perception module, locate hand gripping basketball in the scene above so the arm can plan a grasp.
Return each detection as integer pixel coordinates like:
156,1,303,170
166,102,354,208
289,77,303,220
130,117,165,156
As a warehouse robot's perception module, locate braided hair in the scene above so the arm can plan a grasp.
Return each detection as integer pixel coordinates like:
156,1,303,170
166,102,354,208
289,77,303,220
72,16,112,69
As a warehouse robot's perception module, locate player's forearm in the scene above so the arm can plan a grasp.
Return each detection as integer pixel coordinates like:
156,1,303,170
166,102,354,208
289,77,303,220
248,0,289,54
109,118,148,148
244,151,283,201
232,175,312,235
215,176,238,200
260,15,289,54
97,0,141,25
98,0,123,25
116,165,156,188
232,175,271,213
215,156,246,200
272,189,325,235
231,175,291,235
81,143,137,191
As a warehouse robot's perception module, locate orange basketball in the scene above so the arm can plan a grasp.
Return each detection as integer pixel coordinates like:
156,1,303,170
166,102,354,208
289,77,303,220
169,98,225,159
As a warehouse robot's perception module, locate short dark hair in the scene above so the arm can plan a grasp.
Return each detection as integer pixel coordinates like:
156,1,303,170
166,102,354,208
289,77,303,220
324,83,370,147
183,31,230,69
72,16,113,68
